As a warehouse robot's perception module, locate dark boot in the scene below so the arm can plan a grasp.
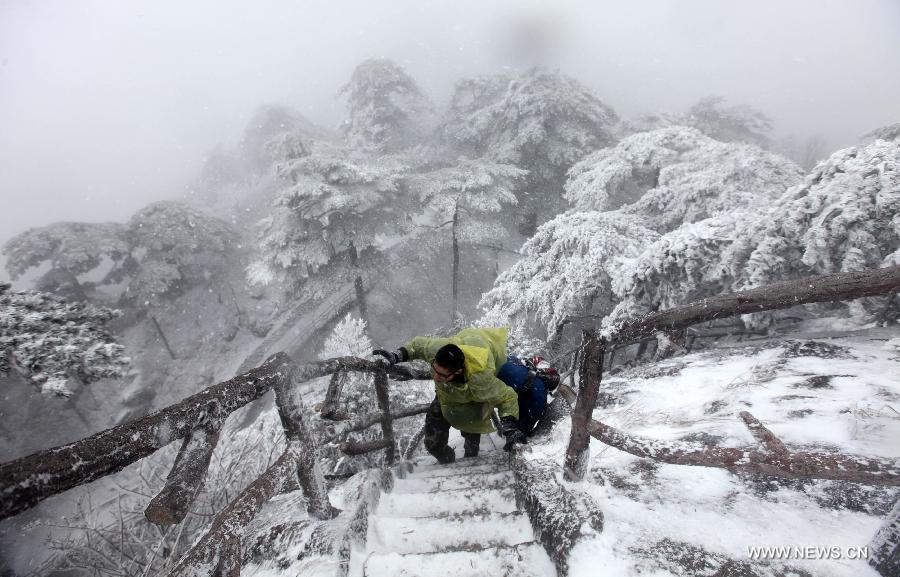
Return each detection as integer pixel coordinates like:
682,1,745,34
424,397,455,464
462,433,481,458
435,445,456,464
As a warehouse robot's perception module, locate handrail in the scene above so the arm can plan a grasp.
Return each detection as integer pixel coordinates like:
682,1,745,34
563,264,900,482
0,356,429,522
0,352,433,577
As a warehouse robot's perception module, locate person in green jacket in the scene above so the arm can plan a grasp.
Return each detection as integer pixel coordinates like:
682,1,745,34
373,326,526,463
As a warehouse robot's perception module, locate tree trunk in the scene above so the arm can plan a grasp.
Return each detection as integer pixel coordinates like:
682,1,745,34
348,241,368,324
151,315,177,360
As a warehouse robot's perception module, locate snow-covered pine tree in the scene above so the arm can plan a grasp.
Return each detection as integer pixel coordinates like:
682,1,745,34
0,282,129,396
339,58,431,153
684,96,773,148
606,212,751,324
628,96,773,148
862,121,900,143
240,104,307,173
248,137,412,301
406,158,525,323
565,126,804,233
439,68,619,232
737,138,900,286
608,138,900,327
479,211,658,342
2,222,131,300
125,201,237,307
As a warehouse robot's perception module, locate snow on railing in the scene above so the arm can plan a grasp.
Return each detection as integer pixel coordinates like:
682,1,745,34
560,264,900,577
0,353,431,576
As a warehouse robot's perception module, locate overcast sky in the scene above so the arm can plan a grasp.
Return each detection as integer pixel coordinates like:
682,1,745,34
1,0,899,282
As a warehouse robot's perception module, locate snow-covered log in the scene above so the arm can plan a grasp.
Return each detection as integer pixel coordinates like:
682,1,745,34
0,352,293,521
340,438,393,456
513,454,604,575
145,421,223,525
869,500,900,577
320,369,348,420
738,411,788,457
344,402,430,433
561,265,900,481
273,367,337,520
0,354,426,521
608,265,900,344
165,443,304,577
583,412,900,485
558,383,899,484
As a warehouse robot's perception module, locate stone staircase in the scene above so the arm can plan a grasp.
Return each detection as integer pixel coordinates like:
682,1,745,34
349,442,558,577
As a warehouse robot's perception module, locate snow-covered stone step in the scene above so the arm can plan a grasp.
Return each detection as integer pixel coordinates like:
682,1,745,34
412,452,507,474
409,461,508,479
376,487,518,517
363,542,557,577
391,470,513,494
367,511,533,554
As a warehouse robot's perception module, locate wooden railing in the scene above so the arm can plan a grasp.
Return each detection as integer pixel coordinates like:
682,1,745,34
563,265,900,482
559,265,900,577
0,354,431,576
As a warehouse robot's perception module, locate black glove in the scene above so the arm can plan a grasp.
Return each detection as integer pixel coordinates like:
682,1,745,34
372,347,408,365
499,416,526,451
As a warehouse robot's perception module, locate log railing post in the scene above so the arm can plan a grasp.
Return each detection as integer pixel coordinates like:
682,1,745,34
145,417,223,525
273,367,337,520
165,446,303,577
372,370,396,466
320,369,348,420
564,330,605,482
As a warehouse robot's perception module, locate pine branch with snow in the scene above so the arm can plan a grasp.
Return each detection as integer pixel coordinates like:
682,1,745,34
479,211,658,339
124,201,237,305
609,139,900,326
565,127,803,231
0,282,129,396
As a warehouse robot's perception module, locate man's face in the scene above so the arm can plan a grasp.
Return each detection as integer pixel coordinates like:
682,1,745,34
431,361,462,383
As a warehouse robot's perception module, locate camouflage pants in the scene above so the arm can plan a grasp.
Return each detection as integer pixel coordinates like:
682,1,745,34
424,397,481,463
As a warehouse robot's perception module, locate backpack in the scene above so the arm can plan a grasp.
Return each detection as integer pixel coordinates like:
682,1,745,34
523,356,561,393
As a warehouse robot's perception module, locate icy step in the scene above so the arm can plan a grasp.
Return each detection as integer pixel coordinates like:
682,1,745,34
412,452,507,474
409,461,508,479
392,470,514,494
368,512,533,555
363,542,557,577
376,487,518,518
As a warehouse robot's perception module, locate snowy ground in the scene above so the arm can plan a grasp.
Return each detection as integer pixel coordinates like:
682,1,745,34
529,322,900,577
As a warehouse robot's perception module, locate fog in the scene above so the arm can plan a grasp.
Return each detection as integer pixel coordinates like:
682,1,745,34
2,0,899,282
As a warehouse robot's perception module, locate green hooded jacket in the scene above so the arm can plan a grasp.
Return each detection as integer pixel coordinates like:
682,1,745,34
403,326,519,434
